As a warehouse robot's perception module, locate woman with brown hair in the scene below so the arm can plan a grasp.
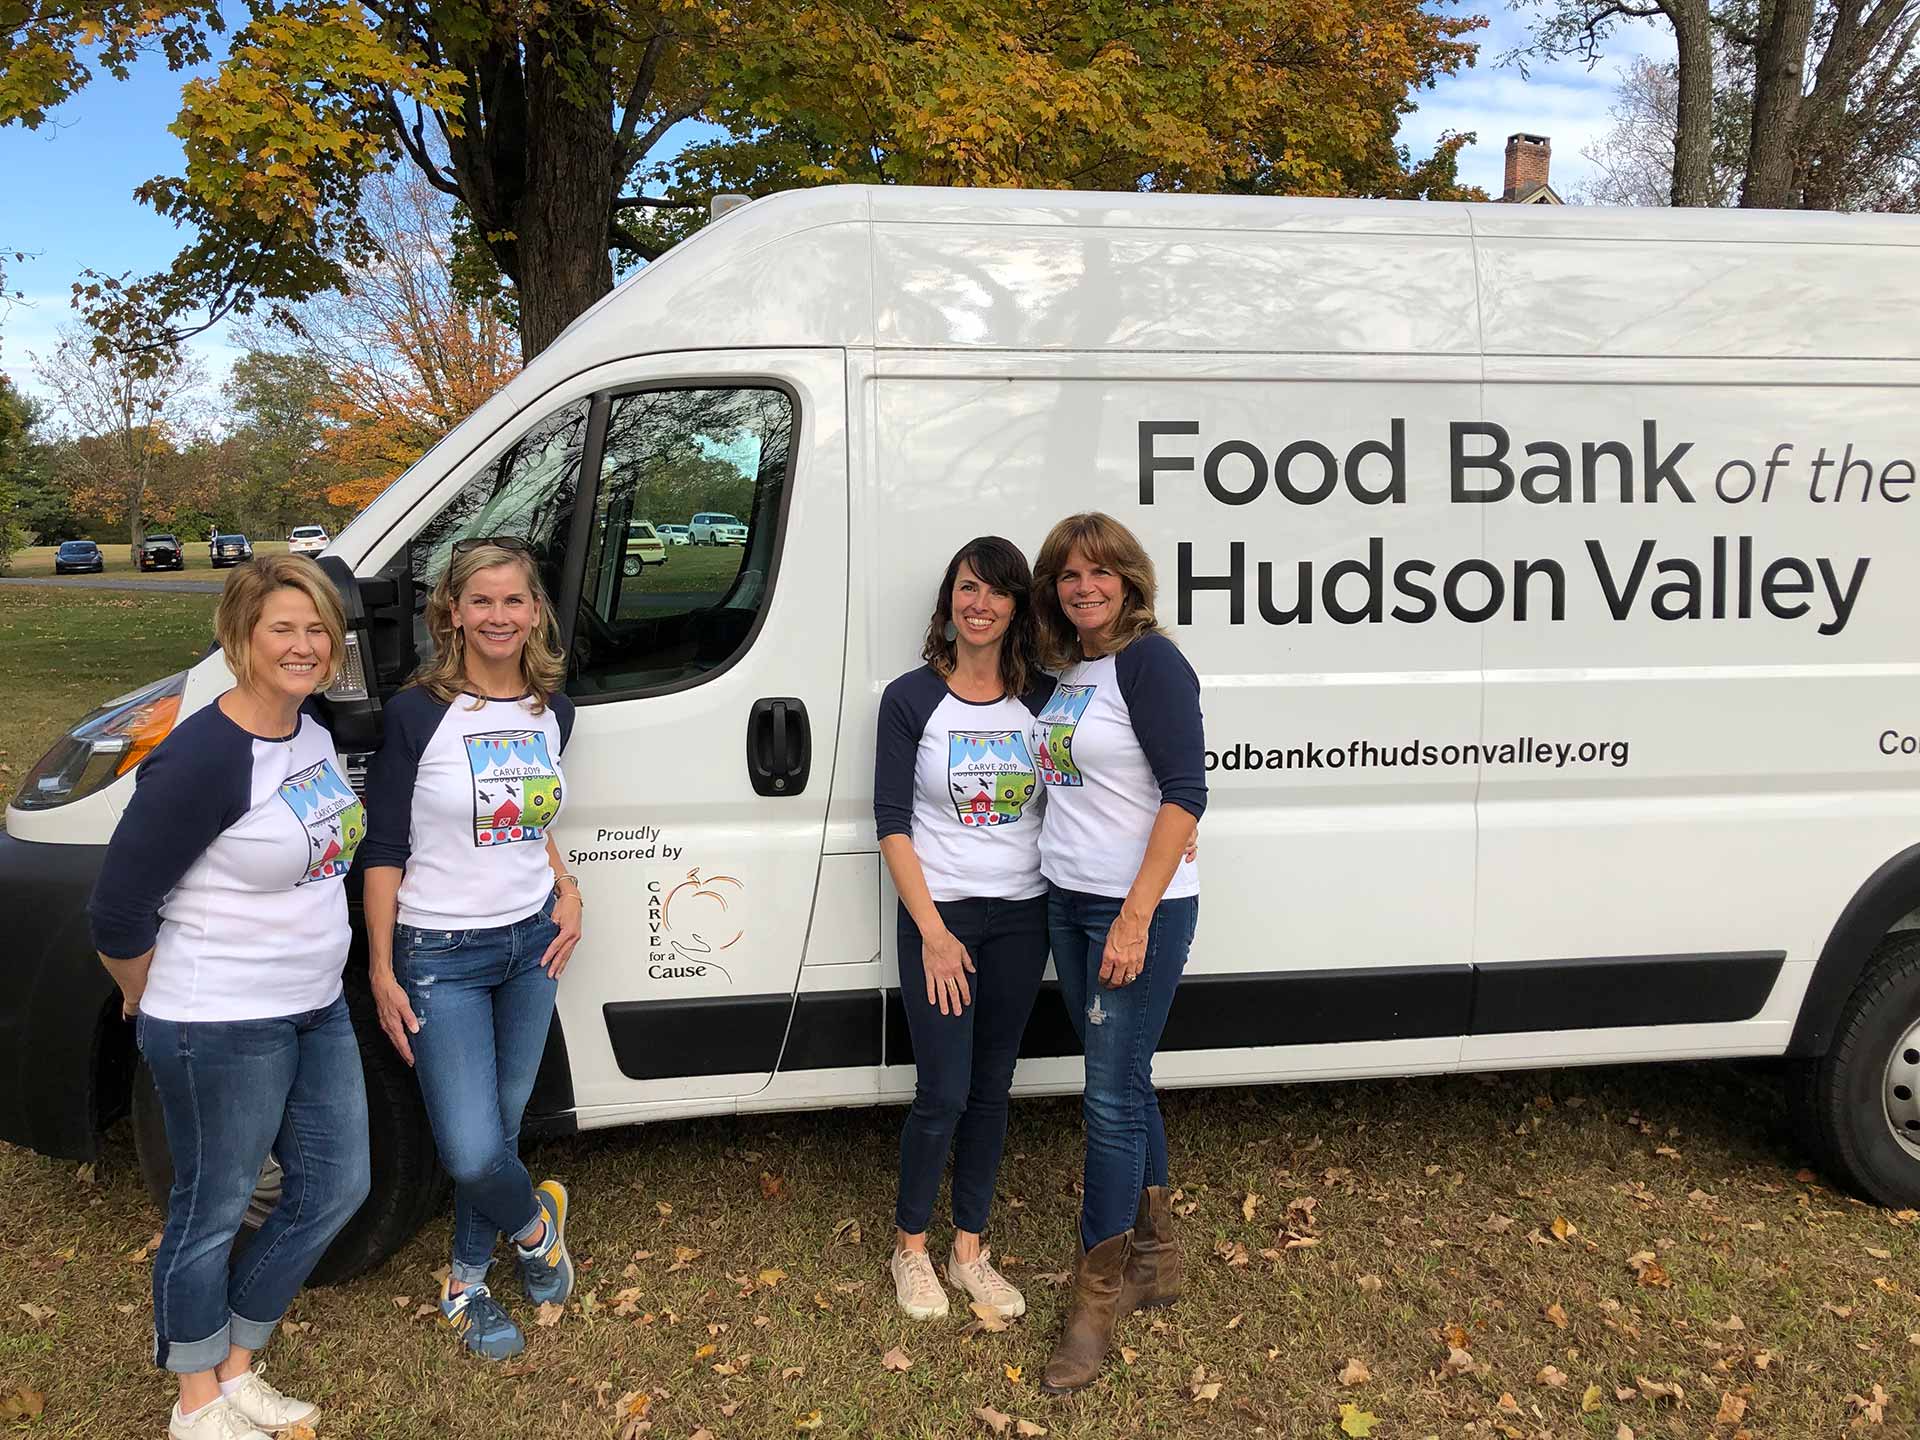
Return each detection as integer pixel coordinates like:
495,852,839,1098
90,555,371,1440
1028,513,1207,1394
874,536,1055,1323
360,539,583,1361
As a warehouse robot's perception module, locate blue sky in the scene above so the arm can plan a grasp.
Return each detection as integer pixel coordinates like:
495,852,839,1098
1,4,1669,400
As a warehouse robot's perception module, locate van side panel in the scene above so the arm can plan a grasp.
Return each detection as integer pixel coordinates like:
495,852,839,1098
1470,343,1920,1064
852,349,1482,1081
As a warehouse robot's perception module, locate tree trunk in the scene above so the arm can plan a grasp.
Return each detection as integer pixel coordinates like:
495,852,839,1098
1666,0,1718,205
1742,0,1817,206
512,32,620,362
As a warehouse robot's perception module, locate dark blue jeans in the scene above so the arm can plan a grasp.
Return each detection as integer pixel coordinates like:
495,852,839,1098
137,994,371,1373
396,894,560,1283
894,895,1049,1236
1050,884,1199,1251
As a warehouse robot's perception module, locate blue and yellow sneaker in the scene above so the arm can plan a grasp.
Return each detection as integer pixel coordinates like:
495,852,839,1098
516,1179,574,1307
440,1279,525,1360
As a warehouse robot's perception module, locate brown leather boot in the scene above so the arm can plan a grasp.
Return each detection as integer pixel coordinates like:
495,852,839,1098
1117,1186,1181,1313
1040,1231,1131,1394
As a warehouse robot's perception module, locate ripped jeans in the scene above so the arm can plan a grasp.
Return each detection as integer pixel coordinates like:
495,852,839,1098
395,893,560,1284
1048,885,1199,1251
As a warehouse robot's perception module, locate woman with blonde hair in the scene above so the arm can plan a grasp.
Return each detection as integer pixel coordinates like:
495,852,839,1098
91,555,371,1440
1028,513,1207,1394
360,538,582,1360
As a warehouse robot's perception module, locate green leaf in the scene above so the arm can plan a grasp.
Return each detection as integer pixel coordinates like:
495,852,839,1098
1337,1402,1379,1438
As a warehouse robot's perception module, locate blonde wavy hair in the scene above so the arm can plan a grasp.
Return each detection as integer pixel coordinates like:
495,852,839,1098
413,544,566,713
214,554,346,692
1032,512,1164,669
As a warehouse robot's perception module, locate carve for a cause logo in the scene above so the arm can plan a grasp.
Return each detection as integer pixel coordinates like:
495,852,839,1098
663,868,745,964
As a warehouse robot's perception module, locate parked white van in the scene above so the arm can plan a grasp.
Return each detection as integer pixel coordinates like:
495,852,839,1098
7,187,1920,1279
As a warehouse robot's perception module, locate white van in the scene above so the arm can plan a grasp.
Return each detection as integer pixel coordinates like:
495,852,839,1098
7,187,1920,1279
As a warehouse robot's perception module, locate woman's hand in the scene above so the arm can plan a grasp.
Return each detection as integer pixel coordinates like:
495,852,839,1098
922,927,975,1016
541,893,583,979
371,967,420,1066
117,984,143,1020
1183,822,1200,862
1099,907,1152,988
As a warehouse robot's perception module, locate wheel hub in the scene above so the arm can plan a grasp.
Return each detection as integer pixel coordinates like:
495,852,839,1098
1886,1017,1920,1152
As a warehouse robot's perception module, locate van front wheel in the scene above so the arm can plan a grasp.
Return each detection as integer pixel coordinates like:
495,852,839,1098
1792,929,1920,1208
129,982,450,1285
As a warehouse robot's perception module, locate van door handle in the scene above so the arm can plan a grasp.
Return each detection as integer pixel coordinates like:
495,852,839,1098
747,697,811,797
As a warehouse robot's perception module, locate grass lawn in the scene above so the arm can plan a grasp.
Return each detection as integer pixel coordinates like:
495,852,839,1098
3,540,291,584
1,591,1916,1439
0,587,219,791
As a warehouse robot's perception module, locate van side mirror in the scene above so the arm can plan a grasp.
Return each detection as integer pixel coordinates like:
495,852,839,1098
315,555,386,753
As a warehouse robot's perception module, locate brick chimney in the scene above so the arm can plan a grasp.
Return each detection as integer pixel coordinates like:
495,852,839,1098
1502,133,1552,200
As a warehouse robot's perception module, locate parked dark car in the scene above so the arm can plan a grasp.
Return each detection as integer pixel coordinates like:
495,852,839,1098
210,533,254,567
137,534,184,572
53,541,104,575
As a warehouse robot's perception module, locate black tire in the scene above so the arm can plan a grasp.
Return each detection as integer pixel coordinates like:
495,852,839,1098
129,980,450,1285
1789,929,1920,1207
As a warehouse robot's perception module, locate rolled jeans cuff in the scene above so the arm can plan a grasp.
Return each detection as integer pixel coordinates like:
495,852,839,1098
158,1319,230,1375
451,1257,494,1286
228,1308,280,1351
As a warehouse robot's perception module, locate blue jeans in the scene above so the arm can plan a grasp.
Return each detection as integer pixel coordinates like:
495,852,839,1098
137,994,371,1374
1049,885,1199,1251
396,893,560,1283
894,895,1049,1236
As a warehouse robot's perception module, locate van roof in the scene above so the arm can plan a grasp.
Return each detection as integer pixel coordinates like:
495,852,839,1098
519,187,1920,379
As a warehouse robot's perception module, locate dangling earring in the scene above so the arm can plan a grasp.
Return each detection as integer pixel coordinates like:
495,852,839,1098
943,620,958,642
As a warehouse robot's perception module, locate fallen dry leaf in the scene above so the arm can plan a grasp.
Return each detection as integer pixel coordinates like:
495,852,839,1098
881,1346,912,1373
1866,1246,1892,1260
1616,1426,1636,1440
1626,1250,1671,1288
758,1267,787,1289
1634,1376,1684,1404
1715,1392,1748,1425
1538,1365,1568,1388
1545,1302,1569,1329
1242,1191,1262,1222
1441,1347,1478,1379
793,1411,823,1431
1823,1302,1856,1319
0,1391,45,1421
1355,1273,1383,1294
760,1171,786,1200
1582,1384,1604,1414
1015,1422,1047,1438
1225,1313,1243,1330
975,1404,1013,1434
1338,1401,1379,1437
831,1217,862,1246
1846,1383,1889,1427
1481,1212,1517,1234
1339,1358,1371,1386
1120,1346,1140,1365
534,1301,565,1328
127,1231,163,1264
969,1300,1010,1332
1551,1216,1577,1243
16,1304,54,1323
1004,1364,1023,1384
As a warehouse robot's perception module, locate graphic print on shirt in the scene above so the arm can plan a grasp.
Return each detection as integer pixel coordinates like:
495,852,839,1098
277,759,366,884
1032,684,1095,788
465,729,562,846
947,729,1038,827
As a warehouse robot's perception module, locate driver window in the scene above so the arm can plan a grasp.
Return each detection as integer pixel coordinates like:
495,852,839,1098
569,386,794,696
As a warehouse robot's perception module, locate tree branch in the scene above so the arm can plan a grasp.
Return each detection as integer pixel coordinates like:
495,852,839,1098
384,93,464,198
611,194,705,210
614,29,671,151
608,219,668,262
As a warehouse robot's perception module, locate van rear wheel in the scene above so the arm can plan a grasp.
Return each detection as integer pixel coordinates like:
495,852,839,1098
1791,929,1920,1207
129,981,449,1285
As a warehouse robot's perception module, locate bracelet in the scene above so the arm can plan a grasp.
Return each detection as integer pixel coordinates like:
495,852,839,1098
555,873,583,904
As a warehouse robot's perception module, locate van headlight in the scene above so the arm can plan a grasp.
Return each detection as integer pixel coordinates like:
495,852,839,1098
12,671,187,811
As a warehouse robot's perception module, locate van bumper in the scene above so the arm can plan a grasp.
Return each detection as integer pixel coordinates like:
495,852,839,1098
0,833,123,1159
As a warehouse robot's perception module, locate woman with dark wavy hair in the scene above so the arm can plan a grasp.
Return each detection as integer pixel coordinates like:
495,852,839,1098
873,536,1055,1322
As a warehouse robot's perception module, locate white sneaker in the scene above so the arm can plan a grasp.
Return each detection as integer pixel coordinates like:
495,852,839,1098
168,1398,272,1440
891,1246,950,1319
223,1370,320,1434
945,1246,1026,1319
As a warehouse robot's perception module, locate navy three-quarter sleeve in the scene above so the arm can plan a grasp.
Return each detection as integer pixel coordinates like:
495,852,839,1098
1115,634,1208,821
1020,673,1058,717
550,692,576,752
358,687,449,872
873,667,945,841
88,713,252,960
